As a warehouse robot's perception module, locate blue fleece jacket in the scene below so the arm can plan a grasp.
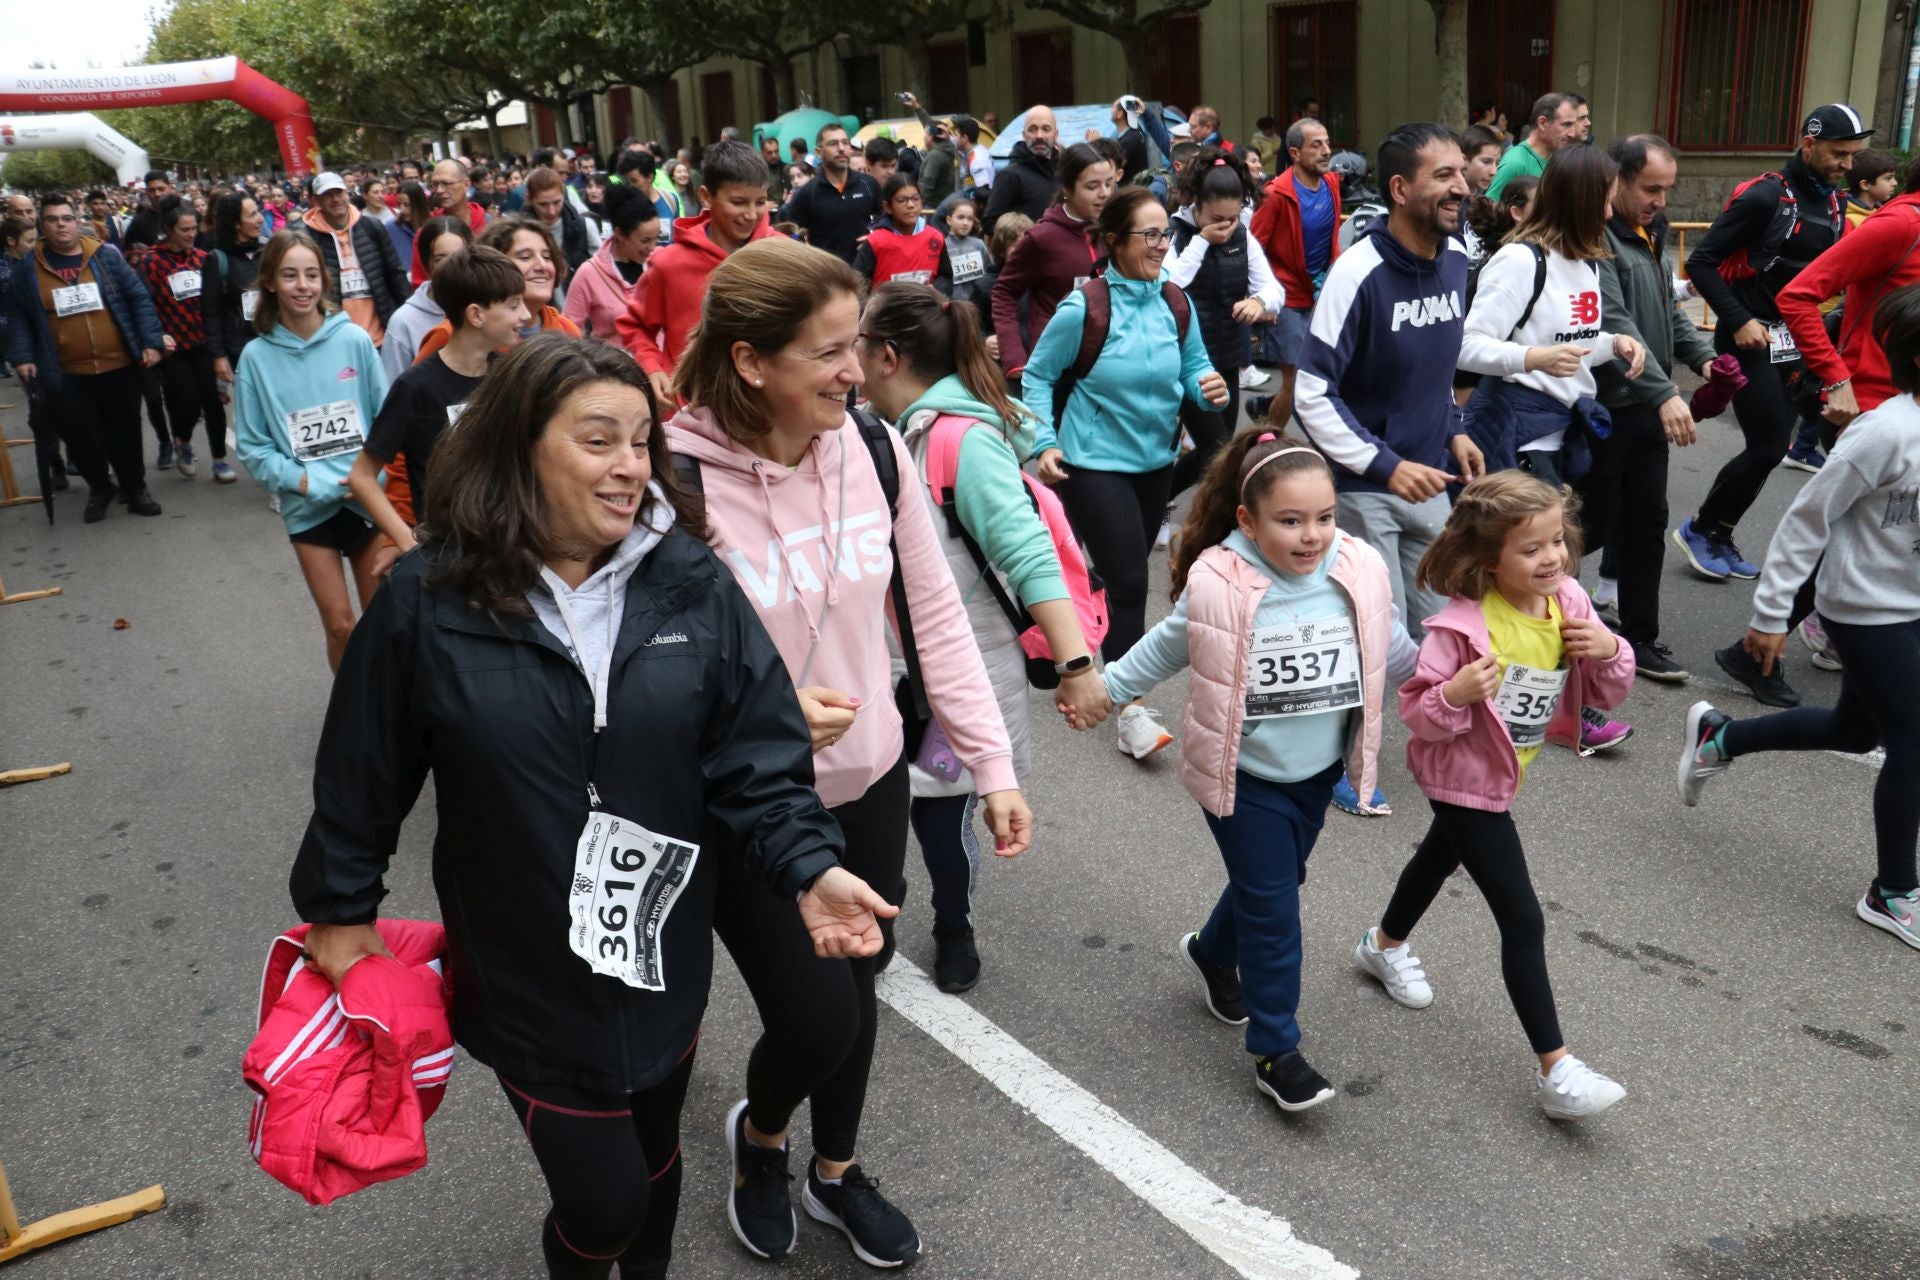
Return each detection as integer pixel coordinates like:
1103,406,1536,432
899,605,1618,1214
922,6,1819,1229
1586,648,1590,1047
4,238,165,393
1022,272,1216,474
1294,223,1469,493
233,312,387,535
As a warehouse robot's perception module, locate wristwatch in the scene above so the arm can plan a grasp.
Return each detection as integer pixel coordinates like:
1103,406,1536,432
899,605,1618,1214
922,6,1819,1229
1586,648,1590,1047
1055,654,1095,678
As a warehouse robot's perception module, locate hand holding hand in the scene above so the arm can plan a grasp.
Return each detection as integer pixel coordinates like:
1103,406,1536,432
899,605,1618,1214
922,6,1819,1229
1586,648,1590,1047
1056,669,1111,729
1442,653,1503,707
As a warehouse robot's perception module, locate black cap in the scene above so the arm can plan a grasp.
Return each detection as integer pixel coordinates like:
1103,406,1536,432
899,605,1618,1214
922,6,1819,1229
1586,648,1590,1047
1802,104,1873,142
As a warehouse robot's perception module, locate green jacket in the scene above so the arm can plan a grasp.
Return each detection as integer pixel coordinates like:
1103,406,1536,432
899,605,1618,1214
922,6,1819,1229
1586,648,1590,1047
1595,216,1717,410
913,107,959,207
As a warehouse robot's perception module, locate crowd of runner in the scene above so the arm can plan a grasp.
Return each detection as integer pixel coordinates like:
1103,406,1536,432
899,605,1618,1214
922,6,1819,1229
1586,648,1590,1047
5,82,1918,1278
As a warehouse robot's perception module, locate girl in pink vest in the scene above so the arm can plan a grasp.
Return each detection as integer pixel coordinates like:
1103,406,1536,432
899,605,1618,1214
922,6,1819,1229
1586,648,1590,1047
1358,471,1636,1120
1080,432,1403,1113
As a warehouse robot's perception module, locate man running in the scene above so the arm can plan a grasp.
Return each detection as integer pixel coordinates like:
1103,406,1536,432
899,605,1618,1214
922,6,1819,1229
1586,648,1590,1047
1251,116,1340,427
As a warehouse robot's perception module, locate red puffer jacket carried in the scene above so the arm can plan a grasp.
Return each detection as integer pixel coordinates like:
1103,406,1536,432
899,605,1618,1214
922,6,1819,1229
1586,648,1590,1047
243,918,454,1206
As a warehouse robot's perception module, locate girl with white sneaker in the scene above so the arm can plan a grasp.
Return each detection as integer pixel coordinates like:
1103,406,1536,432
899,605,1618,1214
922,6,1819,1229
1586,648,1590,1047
1082,432,1407,1112
1356,471,1637,1119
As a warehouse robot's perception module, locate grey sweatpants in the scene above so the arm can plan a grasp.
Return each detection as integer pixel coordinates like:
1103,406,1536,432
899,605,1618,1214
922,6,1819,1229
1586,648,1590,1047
1337,488,1451,638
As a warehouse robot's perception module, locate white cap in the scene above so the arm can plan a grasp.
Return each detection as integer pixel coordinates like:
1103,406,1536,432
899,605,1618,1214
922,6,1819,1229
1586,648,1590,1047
311,171,347,195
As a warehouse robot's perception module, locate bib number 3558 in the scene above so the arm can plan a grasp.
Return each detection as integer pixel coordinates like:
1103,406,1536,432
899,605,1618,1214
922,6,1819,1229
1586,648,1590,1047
569,811,700,992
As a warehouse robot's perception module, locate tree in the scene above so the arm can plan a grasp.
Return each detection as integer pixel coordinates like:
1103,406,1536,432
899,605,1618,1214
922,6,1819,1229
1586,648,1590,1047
1021,0,1211,96
593,0,725,149
711,0,844,117
842,0,1008,109
0,149,117,192
1428,0,1468,127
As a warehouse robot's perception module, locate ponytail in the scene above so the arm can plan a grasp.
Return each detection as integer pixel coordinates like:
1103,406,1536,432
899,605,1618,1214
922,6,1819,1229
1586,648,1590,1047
862,281,1027,440
1168,429,1332,598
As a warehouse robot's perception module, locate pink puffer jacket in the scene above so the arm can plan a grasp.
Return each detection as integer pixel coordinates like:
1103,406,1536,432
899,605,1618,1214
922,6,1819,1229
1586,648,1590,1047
1178,536,1395,817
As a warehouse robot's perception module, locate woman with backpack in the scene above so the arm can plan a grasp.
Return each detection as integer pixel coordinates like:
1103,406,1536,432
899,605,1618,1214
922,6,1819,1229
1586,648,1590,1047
666,238,1033,1269
203,191,266,413
858,280,1108,993
989,142,1115,392
1024,186,1230,760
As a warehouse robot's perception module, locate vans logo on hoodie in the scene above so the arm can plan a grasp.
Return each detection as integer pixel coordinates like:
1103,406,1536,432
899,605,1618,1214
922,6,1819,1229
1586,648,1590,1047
725,509,892,608
1389,292,1462,332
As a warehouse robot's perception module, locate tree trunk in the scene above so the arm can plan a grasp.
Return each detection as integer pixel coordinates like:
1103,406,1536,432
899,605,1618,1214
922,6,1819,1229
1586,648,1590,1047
1430,0,1469,127
485,105,504,162
901,42,934,110
1116,25,1153,99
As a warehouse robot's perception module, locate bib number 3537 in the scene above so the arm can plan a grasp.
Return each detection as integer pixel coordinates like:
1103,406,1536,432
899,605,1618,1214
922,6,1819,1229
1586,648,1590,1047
1245,613,1361,720
1491,662,1569,748
569,811,700,992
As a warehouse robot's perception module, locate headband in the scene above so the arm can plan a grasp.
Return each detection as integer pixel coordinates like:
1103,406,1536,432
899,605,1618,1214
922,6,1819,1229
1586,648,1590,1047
1239,434,1321,501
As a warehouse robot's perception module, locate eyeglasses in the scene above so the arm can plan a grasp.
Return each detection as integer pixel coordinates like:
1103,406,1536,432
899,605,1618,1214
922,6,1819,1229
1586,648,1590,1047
1125,228,1175,245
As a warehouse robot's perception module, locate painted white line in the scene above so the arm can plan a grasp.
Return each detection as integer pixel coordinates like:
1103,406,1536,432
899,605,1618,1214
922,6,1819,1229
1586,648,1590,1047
876,956,1359,1280
1829,748,1885,770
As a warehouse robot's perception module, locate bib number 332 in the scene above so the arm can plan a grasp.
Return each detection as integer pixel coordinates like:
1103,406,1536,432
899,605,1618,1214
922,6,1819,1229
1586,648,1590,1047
569,811,700,992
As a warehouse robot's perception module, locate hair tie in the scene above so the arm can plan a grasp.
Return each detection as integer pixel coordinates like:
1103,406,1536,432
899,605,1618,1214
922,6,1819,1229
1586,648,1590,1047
938,296,951,314
1239,445,1322,502
1255,431,1277,443
1213,158,1228,167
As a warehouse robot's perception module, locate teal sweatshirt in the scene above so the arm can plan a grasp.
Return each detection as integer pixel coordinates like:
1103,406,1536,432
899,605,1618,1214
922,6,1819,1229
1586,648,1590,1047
904,375,1066,606
1104,529,1353,784
234,312,388,535
1022,271,1216,474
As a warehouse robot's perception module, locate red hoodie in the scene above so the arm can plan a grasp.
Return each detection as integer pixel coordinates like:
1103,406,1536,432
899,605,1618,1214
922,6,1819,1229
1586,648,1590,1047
1251,168,1342,311
616,212,779,376
989,204,1106,376
1777,193,1920,413
408,202,489,285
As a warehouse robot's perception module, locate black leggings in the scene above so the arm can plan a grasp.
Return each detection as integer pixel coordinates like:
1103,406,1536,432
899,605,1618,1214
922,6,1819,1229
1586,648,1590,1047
1380,801,1563,1055
140,361,170,449
910,791,980,934
1172,378,1241,498
497,1043,696,1280
714,755,910,1162
158,347,228,457
1058,464,1175,661
1723,615,1920,896
1696,339,1800,539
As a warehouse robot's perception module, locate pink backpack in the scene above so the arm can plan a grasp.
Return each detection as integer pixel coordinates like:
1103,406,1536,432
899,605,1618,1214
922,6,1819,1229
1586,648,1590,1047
923,413,1107,689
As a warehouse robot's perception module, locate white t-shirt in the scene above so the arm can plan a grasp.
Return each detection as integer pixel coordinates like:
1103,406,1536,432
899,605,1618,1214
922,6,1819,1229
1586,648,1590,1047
1459,241,1616,442
968,144,995,190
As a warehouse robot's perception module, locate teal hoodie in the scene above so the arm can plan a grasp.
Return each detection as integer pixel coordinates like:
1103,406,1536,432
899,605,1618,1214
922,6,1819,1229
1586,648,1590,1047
1021,271,1216,474
900,374,1065,607
234,312,388,535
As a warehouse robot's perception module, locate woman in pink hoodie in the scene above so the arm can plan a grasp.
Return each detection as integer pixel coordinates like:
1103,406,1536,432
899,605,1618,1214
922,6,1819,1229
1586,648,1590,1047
562,184,661,341
1356,471,1637,1121
665,237,1032,1269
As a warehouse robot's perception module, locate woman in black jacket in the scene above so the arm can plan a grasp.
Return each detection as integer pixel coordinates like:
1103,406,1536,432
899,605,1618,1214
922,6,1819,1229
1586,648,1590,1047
202,191,265,399
292,334,893,1280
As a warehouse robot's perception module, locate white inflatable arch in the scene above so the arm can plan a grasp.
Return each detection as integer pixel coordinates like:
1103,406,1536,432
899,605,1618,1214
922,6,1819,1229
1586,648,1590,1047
0,113,151,186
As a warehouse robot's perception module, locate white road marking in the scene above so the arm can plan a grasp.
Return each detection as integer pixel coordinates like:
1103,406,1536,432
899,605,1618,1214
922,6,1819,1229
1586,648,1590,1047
876,956,1359,1280
1830,748,1885,769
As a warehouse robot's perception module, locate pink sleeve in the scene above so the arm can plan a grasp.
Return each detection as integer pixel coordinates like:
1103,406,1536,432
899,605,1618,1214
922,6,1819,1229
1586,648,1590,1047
884,432,1018,795
1561,589,1638,709
1398,626,1476,743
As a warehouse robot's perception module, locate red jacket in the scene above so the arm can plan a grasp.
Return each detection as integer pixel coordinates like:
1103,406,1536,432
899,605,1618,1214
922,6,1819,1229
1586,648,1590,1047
616,212,779,376
409,203,489,285
244,919,454,1206
990,204,1106,375
1777,193,1920,413
1251,169,1342,311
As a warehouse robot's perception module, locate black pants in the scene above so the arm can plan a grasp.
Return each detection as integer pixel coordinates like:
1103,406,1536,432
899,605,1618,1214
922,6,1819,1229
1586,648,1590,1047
1380,801,1563,1054
497,1045,696,1280
52,365,146,497
158,347,227,457
910,792,979,934
715,756,910,1163
1058,464,1176,661
1723,616,1920,896
1696,339,1800,539
140,361,169,448
1172,378,1241,498
1576,401,1668,647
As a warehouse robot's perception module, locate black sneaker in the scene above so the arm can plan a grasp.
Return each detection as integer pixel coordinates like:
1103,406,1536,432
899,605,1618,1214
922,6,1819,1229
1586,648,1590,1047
725,1098,796,1259
1178,932,1247,1026
1255,1050,1336,1112
803,1160,921,1268
932,926,980,994
83,488,113,523
1714,643,1800,708
125,489,162,517
1632,640,1690,684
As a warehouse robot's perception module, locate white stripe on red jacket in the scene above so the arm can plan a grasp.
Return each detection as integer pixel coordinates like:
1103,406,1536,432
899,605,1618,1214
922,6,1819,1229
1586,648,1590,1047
243,919,454,1206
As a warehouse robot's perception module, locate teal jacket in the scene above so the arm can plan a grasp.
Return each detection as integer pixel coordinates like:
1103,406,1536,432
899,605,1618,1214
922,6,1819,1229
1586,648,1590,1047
1022,272,1216,474
234,312,388,535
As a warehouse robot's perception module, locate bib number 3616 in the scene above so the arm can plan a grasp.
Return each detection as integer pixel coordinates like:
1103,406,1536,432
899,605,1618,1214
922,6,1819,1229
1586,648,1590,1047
569,811,700,992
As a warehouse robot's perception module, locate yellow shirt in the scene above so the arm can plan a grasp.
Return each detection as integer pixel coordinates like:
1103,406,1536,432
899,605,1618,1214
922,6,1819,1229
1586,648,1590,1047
1480,590,1566,782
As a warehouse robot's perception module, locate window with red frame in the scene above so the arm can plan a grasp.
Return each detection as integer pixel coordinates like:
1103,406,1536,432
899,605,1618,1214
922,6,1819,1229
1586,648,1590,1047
1667,0,1813,151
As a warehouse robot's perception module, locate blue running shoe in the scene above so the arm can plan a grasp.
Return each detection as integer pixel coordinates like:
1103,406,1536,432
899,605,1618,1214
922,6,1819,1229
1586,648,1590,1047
1782,447,1826,473
1709,536,1758,579
1332,771,1390,816
1672,519,1730,581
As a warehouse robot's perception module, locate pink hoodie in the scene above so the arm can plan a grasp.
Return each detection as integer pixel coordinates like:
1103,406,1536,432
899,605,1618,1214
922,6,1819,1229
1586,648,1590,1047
666,406,1016,808
562,241,638,342
1399,580,1635,811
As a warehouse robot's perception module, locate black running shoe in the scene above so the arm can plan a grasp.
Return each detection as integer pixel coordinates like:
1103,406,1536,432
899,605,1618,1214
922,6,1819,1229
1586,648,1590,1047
1178,932,1247,1026
83,488,112,523
125,488,162,517
726,1099,796,1259
1714,643,1800,708
803,1160,921,1268
932,926,980,994
1631,641,1690,684
1255,1050,1336,1112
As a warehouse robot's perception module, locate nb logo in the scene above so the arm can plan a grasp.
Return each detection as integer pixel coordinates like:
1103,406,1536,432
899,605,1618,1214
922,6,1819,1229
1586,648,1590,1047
1569,291,1600,325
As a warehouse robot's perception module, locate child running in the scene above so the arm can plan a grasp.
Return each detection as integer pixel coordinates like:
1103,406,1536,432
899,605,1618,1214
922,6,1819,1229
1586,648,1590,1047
1087,433,1408,1112
1356,470,1636,1119
1678,284,1920,952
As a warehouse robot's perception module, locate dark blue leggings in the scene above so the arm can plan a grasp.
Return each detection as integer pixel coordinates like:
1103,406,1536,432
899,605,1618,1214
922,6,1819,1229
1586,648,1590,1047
1722,615,1920,896
910,792,981,934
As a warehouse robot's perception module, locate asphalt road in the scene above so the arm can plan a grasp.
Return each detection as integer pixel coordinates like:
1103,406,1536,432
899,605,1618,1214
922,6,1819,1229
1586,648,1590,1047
3,380,1916,1280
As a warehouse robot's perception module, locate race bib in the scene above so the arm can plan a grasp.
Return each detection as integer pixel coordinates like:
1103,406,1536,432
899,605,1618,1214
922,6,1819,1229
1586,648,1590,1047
950,249,985,284
284,400,365,463
338,267,369,299
445,402,468,427
1491,662,1569,748
168,269,202,300
1245,613,1362,720
1767,321,1798,365
893,269,933,285
53,283,103,317
569,810,700,991
241,289,260,321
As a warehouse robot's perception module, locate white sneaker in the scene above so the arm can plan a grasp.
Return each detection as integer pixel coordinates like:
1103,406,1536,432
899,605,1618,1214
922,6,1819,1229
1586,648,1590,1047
1536,1055,1627,1120
1238,366,1272,389
1354,928,1433,1008
1592,576,1618,609
1799,615,1842,671
1116,705,1173,759
1155,518,1172,549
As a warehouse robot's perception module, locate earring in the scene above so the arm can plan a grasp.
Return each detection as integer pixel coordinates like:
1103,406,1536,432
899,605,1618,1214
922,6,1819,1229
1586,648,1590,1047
754,379,764,386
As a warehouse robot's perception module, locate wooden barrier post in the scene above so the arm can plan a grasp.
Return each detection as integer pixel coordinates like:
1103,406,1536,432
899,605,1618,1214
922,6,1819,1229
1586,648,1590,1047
0,430,40,510
1671,221,1715,332
0,1158,165,1265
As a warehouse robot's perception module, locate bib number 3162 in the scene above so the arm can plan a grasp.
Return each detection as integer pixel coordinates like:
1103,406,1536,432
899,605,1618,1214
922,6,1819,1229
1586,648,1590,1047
569,811,700,992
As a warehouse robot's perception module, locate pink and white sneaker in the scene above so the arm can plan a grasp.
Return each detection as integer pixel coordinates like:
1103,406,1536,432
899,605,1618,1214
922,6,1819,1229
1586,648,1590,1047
1578,706,1633,754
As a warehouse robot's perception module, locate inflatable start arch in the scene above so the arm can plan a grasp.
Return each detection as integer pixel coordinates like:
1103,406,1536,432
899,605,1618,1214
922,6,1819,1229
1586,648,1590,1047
0,114,151,185
0,58,320,177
